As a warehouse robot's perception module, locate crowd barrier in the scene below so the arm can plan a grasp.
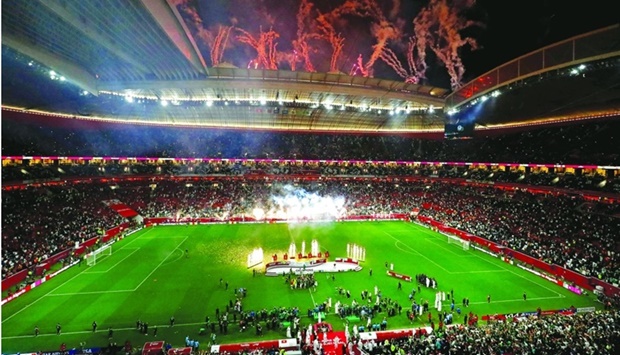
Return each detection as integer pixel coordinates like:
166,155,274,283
417,216,620,297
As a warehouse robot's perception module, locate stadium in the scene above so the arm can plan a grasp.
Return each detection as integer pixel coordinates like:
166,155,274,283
1,1,619,354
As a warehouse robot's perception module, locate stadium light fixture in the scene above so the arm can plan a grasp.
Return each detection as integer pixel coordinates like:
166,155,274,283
160,100,169,107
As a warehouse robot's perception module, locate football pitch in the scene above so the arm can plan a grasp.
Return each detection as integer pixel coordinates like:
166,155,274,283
1,221,600,352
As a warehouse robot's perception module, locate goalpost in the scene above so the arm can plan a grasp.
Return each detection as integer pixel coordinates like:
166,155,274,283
446,233,470,251
86,244,112,266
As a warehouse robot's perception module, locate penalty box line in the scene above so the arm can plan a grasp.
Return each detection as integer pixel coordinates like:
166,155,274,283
132,235,189,291
83,248,141,274
466,244,566,298
46,235,188,297
2,229,158,324
382,230,451,273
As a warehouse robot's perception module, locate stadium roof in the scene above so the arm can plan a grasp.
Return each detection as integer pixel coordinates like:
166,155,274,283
1,0,619,133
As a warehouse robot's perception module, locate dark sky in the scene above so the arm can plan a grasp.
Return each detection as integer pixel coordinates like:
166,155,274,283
179,0,619,88
463,0,619,79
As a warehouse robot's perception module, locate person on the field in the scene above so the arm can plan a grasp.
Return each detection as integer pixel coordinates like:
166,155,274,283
92,321,97,332
56,323,62,335
34,325,40,336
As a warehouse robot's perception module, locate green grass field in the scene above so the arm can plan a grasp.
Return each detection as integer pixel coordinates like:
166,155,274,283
1,221,600,352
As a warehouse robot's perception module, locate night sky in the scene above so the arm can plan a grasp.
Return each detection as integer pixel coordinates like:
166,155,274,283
174,0,619,88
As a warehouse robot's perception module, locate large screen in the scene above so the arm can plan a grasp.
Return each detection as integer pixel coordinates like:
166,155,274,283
444,121,475,139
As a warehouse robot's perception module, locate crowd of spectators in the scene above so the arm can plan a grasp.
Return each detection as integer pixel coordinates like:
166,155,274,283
353,310,619,355
2,178,618,290
1,184,124,279
3,115,620,165
3,159,619,195
416,183,620,285
2,175,619,354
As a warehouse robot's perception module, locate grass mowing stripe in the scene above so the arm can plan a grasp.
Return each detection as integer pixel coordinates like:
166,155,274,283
82,248,141,274
1,232,150,324
132,236,189,291
464,295,564,306
1,221,598,353
423,239,465,256
381,230,451,273
467,249,565,297
44,289,135,297
1,267,91,324
309,289,317,306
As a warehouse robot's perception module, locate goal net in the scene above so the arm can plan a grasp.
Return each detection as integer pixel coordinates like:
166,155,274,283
447,234,470,251
86,244,112,266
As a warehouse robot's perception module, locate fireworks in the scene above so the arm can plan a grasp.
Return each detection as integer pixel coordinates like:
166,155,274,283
210,25,233,67
173,0,481,89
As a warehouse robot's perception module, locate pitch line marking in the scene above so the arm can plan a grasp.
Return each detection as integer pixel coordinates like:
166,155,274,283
423,239,463,256
381,230,451,273
83,248,141,274
308,288,317,306
162,248,185,265
132,236,189,291
116,227,154,248
464,295,565,305
2,270,87,323
3,230,150,323
2,228,155,324
46,289,135,297
450,270,509,274
467,248,566,297
3,315,321,339
139,234,188,240
393,240,423,256
405,222,567,297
